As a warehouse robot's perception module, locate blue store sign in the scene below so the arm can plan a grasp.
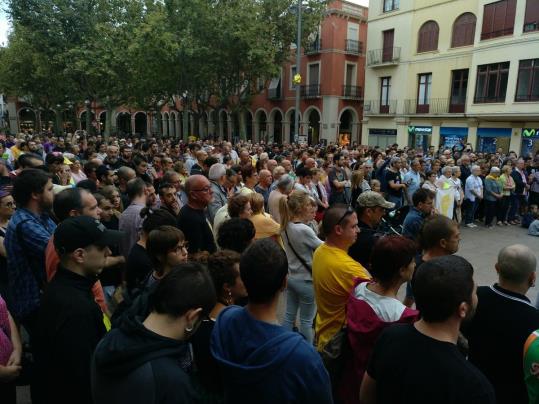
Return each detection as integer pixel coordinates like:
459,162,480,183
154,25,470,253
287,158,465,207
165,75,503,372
521,128,539,157
440,127,468,149
477,128,511,153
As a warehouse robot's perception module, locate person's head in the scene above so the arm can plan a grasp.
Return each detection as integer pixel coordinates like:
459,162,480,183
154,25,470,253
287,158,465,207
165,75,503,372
413,255,476,323
461,155,470,166
195,149,208,164
418,214,460,255
208,163,227,184
185,174,213,208
106,145,119,163
441,166,452,178
101,185,122,211
133,154,149,175
249,192,265,215
217,218,256,253
46,152,64,173
321,204,359,248
276,175,294,195
120,145,133,161
140,207,178,238
356,191,395,228
53,188,101,221
18,153,43,170
530,204,539,215
148,263,216,340
370,179,381,192
240,238,288,304
495,244,537,290
227,194,252,218
126,177,147,202
54,216,122,277
145,182,156,207
281,159,292,173
96,165,115,186
370,235,417,288
207,250,247,305
94,193,114,222
147,225,187,275
279,190,315,228
272,166,286,182
501,164,512,176
412,188,434,215
390,157,401,170
489,166,500,177
158,182,178,211
516,159,525,170
471,164,481,176
241,165,258,188
410,159,421,172
117,166,136,188
83,161,99,182
258,169,273,188
12,168,53,211
0,188,15,220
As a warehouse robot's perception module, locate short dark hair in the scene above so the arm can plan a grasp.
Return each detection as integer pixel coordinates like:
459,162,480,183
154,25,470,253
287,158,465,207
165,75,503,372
12,169,51,207
418,214,457,251
77,179,98,193
146,225,185,273
158,182,175,197
204,156,219,168
296,166,312,178
370,235,417,287
126,178,146,200
412,188,434,207
84,161,99,176
413,255,474,322
18,153,43,169
240,238,288,304
140,208,178,234
149,263,216,318
321,204,350,237
53,188,85,222
240,164,255,180
207,250,241,300
217,218,255,253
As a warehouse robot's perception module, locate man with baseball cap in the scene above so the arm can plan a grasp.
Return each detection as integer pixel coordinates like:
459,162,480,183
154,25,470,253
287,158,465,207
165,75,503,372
348,191,395,269
34,216,123,404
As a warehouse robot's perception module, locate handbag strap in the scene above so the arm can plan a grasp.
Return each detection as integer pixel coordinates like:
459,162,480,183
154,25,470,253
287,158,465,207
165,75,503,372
284,227,312,274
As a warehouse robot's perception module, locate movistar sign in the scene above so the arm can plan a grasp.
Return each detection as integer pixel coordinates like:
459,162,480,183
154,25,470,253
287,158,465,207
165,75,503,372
522,128,539,138
408,126,432,135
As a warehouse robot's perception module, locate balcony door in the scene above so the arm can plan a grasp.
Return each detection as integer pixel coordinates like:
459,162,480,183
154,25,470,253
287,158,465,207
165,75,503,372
450,69,468,112
380,77,391,113
382,29,394,62
417,73,432,113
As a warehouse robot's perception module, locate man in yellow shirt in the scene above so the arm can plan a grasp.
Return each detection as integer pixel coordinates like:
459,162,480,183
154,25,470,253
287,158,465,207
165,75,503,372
313,204,371,351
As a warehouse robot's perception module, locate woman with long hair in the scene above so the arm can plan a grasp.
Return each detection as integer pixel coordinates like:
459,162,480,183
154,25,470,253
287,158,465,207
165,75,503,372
146,225,188,288
101,185,123,215
279,190,322,343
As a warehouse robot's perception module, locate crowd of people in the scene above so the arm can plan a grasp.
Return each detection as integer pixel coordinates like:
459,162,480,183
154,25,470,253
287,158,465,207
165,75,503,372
0,130,538,404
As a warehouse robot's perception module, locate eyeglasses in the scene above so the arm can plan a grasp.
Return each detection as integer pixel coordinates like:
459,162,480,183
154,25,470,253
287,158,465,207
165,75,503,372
336,206,354,226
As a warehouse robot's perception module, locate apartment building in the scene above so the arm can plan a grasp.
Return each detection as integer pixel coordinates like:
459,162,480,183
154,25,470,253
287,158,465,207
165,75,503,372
248,0,368,144
362,0,539,156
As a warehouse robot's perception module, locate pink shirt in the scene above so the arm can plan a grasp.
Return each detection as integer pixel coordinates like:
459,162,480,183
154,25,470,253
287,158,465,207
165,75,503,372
0,294,13,365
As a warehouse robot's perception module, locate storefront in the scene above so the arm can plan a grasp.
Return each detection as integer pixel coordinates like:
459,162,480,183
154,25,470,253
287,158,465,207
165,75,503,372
440,127,468,150
477,128,511,153
521,128,539,157
407,126,431,152
368,128,397,148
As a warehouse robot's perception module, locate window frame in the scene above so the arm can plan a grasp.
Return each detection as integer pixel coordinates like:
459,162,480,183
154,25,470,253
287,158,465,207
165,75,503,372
451,13,477,48
417,21,440,53
383,0,399,13
515,59,539,102
450,69,469,112
289,65,297,90
480,0,516,41
474,62,510,103
524,0,539,33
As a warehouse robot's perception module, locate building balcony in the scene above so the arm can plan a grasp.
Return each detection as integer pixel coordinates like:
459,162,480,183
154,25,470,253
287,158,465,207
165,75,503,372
403,98,466,114
345,39,363,55
363,100,397,115
342,85,363,99
367,47,401,67
305,39,322,55
301,84,321,98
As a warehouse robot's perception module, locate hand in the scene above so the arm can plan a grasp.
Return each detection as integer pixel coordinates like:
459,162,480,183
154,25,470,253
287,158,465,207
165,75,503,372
0,364,22,381
7,349,21,367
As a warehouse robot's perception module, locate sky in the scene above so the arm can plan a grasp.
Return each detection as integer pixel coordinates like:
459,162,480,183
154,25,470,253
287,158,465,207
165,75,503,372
0,0,369,46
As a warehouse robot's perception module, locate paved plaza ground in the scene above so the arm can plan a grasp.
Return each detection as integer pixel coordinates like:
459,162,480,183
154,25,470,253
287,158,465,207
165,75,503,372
15,222,539,403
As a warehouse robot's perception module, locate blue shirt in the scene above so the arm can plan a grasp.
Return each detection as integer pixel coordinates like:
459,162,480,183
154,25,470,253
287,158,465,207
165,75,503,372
403,170,421,200
402,207,425,240
5,208,56,319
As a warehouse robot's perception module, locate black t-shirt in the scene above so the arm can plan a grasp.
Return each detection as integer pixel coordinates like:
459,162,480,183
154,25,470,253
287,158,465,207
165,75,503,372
177,205,216,254
100,216,123,287
125,243,153,293
191,319,223,394
348,220,379,269
385,170,403,197
462,284,539,404
367,324,495,404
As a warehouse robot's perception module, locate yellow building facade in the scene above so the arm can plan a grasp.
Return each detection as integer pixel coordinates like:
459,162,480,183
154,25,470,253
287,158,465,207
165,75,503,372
362,0,539,156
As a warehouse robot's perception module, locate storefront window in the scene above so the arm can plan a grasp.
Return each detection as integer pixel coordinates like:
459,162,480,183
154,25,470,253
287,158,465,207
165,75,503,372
407,126,432,152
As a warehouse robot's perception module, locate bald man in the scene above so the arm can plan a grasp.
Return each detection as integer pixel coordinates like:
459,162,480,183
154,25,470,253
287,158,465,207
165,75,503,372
177,175,216,254
255,169,273,211
463,244,539,404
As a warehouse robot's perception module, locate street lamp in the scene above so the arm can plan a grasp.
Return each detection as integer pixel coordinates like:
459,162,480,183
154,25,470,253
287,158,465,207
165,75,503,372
84,99,91,135
55,104,62,136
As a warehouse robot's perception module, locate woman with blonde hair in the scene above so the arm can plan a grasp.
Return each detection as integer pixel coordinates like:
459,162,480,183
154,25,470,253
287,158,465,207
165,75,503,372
499,164,515,225
279,190,322,343
101,185,123,216
248,193,281,244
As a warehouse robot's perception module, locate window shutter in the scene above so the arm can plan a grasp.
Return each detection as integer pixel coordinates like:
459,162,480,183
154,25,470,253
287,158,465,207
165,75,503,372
525,0,539,26
482,3,496,39
504,0,516,32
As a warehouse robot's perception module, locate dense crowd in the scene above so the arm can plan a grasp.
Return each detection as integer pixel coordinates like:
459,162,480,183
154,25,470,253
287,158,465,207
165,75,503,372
0,131,539,404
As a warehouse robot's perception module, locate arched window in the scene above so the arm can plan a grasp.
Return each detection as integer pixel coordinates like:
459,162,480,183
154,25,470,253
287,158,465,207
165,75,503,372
417,21,439,53
452,13,477,47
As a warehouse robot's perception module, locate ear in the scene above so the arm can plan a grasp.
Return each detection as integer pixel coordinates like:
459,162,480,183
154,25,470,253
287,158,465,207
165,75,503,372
185,308,203,326
457,301,469,320
494,263,501,276
530,272,536,288
71,248,86,264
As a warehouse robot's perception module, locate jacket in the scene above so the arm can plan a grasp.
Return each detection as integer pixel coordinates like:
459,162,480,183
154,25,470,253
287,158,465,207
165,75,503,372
34,267,106,404
211,306,333,404
92,316,196,404
484,175,502,202
340,279,419,404
208,181,228,224
511,168,527,195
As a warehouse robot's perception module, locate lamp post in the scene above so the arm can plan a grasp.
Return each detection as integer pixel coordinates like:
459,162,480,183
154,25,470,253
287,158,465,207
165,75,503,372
55,104,63,136
294,0,302,144
84,99,91,135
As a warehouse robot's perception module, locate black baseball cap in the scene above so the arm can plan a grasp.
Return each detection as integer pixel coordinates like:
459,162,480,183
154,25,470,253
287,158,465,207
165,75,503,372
54,216,123,254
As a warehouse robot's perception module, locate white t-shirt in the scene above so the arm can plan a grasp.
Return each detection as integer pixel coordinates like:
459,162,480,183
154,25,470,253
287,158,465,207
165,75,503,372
354,282,406,322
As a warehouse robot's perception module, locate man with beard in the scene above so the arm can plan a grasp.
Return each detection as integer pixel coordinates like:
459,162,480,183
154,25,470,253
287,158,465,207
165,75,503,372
118,145,133,168
103,145,122,170
4,169,56,338
361,255,495,404
463,245,539,404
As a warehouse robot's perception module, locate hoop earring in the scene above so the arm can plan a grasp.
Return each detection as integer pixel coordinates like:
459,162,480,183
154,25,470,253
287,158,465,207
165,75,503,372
226,290,233,306
185,324,194,333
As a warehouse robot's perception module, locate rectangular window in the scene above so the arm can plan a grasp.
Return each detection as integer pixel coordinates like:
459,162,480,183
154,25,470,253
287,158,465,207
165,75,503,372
380,77,391,113
481,0,516,40
516,59,539,102
290,66,297,90
383,0,399,12
382,29,395,62
417,73,432,113
450,69,469,112
474,62,510,103
308,63,320,85
524,0,539,32
345,64,356,87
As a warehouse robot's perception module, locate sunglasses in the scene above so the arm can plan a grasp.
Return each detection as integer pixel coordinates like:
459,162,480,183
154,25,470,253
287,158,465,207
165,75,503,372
336,206,354,226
